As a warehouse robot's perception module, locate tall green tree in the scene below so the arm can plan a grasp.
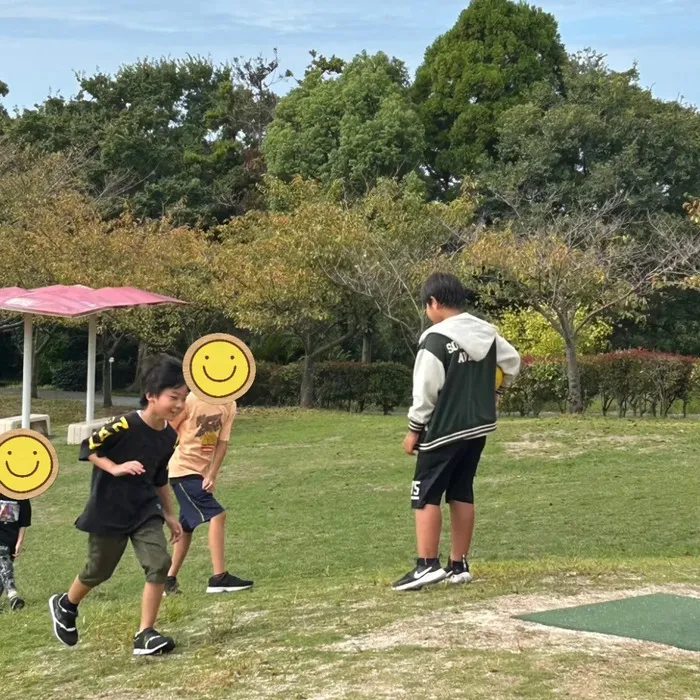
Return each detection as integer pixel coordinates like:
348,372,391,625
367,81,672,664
263,52,425,196
0,81,9,127
489,51,700,216
8,56,282,226
413,0,566,194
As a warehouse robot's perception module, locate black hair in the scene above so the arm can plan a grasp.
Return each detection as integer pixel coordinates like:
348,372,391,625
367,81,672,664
420,272,473,309
139,353,186,408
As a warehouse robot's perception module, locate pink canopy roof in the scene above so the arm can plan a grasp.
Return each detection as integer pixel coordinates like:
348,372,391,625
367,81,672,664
0,285,187,318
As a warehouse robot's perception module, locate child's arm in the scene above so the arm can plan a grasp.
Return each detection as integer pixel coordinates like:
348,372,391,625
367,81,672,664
405,340,446,453
202,440,228,493
88,453,145,477
202,403,236,493
15,499,31,557
14,527,26,557
495,334,521,391
156,485,182,544
80,415,144,476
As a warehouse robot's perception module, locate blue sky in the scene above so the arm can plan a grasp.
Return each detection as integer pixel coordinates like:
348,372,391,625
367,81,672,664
1,0,698,112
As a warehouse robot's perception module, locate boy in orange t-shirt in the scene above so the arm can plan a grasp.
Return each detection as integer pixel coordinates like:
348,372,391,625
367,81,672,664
165,392,253,595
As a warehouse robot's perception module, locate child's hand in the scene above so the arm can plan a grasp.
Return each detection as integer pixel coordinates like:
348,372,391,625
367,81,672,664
202,473,216,493
165,515,183,544
403,431,420,455
14,541,23,558
112,460,145,477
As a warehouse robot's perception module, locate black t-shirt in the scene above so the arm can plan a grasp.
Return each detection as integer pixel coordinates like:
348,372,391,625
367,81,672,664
76,411,178,535
0,497,31,550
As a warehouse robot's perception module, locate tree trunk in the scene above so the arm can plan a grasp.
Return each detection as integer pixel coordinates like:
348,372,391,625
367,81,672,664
361,330,372,364
127,340,148,392
563,335,584,414
300,354,316,408
102,334,124,408
31,328,53,399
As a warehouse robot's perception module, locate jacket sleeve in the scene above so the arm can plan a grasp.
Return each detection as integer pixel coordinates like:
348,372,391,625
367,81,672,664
407,345,446,433
496,334,521,388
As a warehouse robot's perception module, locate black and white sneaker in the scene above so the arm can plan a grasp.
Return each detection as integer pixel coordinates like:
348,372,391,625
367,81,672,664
163,576,181,597
49,594,79,646
133,628,176,656
206,572,254,594
9,595,25,611
392,558,447,591
444,556,473,585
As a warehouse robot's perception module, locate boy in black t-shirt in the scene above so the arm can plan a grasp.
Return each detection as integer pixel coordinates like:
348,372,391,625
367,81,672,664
0,496,30,610
49,355,189,656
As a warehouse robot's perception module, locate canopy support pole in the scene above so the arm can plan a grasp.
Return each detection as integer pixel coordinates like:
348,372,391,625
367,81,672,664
86,314,97,424
21,314,33,429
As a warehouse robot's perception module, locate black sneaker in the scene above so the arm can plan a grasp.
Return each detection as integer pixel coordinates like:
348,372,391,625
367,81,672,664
444,556,473,585
392,558,447,591
163,576,181,597
49,594,78,646
133,628,176,656
9,595,25,611
206,571,254,594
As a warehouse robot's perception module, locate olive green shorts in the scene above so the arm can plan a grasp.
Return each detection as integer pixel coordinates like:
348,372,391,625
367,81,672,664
78,517,171,587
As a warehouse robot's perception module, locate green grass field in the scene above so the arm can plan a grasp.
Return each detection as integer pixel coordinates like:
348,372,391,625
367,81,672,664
1,397,700,699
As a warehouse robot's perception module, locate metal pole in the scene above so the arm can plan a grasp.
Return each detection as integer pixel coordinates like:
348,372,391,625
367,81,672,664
21,314,33,429
86,315,97,423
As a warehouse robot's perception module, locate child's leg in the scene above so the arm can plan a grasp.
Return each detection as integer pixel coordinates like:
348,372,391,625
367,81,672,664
0,545,17,596
448,501,475,560
208,511,227,576
415,506,442,559
131,518,171,632
167,531,193,578
445,437,485,562
70,533,129,605
140,582,165,631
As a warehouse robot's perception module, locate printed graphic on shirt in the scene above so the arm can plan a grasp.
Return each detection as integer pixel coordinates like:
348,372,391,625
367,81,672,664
88,415,129,451
195,413,223,452
0,429,60,500
0,500,19,523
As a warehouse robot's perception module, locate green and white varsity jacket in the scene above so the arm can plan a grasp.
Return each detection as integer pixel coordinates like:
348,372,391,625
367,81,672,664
408,313,521,452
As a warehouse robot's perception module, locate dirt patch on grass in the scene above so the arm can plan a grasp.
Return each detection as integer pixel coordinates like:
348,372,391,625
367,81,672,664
324,584,700,661
503,432,670,460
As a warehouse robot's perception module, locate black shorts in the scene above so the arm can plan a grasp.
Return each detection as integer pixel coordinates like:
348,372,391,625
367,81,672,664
410,437,486,509
170,475,225,533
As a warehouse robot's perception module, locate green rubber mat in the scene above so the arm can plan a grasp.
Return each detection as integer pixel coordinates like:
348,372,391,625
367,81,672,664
515,593,700,652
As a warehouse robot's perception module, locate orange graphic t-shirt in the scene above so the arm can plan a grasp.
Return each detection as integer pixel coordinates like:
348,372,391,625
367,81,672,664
167,393,236,478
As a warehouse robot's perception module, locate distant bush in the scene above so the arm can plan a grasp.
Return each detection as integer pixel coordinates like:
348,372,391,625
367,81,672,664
500,351,697,417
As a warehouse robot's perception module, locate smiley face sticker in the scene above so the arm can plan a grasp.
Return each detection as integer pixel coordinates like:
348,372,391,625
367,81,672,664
0,429,59,499
183,333,256,404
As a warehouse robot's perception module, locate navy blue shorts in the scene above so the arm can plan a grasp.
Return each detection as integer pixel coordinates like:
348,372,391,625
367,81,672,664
170,476,225,533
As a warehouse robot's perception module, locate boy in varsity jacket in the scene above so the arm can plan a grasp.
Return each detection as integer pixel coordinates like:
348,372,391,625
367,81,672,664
393,273,520,591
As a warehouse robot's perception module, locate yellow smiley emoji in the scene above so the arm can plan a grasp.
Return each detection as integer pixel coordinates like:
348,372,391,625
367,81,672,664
183,333,256,404
0,429,59,499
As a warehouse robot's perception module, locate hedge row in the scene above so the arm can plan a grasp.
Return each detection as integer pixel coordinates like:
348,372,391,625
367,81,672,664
240,361,412,413
501,351,698,417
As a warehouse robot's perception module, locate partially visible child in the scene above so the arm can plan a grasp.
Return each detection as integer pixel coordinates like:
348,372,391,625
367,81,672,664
165,392,253,595
49,354,188,655
0,496,30,610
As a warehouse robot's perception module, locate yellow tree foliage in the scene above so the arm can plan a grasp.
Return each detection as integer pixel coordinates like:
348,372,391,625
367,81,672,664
215,180,363,405
496,307,611,358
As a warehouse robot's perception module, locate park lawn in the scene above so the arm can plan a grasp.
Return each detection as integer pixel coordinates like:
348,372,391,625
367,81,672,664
1,399,699,699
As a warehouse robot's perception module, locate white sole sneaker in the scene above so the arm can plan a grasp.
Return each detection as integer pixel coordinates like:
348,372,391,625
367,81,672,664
392,567,448,592
446,571,473,584
133,642,170,656
206,584,254,593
